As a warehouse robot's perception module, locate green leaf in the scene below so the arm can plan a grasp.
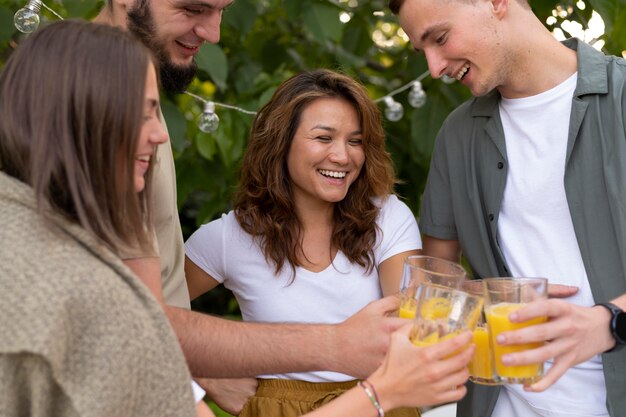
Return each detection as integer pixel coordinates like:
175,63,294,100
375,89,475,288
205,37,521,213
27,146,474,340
0,5,15,40
588,0,626,35
302,1,342,44
160,99,187,154
222,0,257,37
341,17,371,57
284,0,303,20
195,131,217,161
61,0,98,17
196,43,228,90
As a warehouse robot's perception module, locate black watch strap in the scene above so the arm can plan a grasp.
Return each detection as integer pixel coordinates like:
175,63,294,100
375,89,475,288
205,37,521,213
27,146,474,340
595,302,626,353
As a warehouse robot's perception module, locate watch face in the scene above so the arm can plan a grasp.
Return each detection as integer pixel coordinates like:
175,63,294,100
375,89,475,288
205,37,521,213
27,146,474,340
616,311,626,344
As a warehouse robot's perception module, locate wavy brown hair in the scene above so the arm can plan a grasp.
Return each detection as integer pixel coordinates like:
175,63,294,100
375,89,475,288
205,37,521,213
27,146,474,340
234,69,396,277
0,20,156,256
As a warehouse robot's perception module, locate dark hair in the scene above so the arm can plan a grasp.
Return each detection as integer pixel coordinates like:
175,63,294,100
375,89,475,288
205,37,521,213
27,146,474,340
234,69,396,277
0,20,156,255
389,0,530,14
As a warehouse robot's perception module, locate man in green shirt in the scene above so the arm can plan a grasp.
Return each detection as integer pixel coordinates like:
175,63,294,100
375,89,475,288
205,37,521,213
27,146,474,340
390,0,626,416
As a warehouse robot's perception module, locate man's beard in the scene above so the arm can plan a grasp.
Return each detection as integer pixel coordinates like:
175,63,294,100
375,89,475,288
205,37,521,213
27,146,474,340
127,0,197,93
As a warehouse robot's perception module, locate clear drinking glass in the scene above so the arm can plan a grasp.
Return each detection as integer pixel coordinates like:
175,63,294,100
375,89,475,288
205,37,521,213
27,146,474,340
409,282,483,348
462,280,502,385
483,277,548,385
399,256,467,319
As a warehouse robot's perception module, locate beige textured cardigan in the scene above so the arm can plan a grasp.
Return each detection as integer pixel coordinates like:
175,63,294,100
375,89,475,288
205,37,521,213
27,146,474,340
0,172,195,417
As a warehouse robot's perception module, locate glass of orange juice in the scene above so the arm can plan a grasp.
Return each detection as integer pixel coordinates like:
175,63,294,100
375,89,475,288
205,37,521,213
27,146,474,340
462,280,501,385
484,277,548,385
399,256,467,319
410,282,483,348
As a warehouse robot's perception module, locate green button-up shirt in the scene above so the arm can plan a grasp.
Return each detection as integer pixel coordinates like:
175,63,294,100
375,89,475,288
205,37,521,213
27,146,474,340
419,38,626,417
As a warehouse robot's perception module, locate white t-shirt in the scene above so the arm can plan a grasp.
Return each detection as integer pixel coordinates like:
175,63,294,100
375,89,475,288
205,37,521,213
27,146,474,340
185,194,421,382
494,73,608,417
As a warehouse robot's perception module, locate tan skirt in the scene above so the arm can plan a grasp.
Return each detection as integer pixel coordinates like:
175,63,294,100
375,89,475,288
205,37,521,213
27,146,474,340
238,378,421,417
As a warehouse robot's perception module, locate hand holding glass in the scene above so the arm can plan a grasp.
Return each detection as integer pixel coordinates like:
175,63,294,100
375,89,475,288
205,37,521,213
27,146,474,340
484,277,548,385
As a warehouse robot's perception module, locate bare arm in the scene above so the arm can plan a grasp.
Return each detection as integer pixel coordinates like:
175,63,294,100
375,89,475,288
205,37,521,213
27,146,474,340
124,257,164,302
167,294,405,378
422,235,461,263
378,249,420,296
303,325,474,417
185,256,220,300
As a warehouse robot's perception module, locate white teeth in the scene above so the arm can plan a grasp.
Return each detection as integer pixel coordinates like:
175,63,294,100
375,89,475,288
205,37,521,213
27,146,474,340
136,156,150,162
318,169,347,179
455,63,470,80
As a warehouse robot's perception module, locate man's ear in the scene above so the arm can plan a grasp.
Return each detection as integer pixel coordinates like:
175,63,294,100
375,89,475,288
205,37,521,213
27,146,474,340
490,0,509,19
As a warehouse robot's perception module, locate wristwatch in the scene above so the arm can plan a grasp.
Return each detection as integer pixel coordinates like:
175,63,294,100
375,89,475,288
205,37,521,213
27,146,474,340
595,302,626,353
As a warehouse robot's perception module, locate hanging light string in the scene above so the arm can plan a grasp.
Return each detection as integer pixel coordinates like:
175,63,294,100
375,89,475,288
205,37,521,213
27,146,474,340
186,71,445,132
12,0,449,132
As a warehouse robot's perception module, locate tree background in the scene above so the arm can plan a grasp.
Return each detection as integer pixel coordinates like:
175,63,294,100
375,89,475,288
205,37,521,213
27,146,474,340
0,0,624,414
1,0,625,314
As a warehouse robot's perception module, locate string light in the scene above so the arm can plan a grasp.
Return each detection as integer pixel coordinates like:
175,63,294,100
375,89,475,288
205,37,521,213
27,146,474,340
14,0,64,33
441,74,456,84
13,1,440,129
407,80,427,108
197,101,220,133
383,96,404,122
14,0,41,33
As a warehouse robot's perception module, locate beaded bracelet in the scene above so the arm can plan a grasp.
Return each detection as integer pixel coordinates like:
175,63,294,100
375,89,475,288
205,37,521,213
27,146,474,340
358,380,385,417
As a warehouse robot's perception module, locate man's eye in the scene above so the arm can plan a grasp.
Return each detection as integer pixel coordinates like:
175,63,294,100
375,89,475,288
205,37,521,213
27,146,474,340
185,8,202,15
436,34,447,45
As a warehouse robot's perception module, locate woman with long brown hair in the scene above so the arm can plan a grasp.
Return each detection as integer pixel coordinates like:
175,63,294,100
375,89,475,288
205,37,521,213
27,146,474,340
185,69,422,416
0,20,200,416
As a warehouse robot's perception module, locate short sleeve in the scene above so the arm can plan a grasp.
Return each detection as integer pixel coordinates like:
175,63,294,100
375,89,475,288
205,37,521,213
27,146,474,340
185,217,227,284
419,126,459,240
375,195,421,264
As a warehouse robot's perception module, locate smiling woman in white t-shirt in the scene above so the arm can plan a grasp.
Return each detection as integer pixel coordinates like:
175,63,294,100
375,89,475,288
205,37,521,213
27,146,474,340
185,70,422,417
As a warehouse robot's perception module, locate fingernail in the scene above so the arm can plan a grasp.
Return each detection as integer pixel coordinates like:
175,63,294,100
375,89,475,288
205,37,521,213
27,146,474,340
496,334,506,344
501,354,512,364
509,313,518,321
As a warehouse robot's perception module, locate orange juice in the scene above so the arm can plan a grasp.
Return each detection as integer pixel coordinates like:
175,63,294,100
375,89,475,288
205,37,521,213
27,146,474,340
411,330,459,348
399,298,416,319
469,326,495,382
419,297,451,320
485,303,547,381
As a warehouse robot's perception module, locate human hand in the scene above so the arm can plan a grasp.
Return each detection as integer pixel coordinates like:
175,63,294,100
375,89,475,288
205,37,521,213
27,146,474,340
332,295,408,378
547,284,579,299
494,299,614,392
196,377,257,415
369,324,474,410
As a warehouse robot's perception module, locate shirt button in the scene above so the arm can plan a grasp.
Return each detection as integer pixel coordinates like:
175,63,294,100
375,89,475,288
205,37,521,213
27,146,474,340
497,162,504,169
489,214,494,221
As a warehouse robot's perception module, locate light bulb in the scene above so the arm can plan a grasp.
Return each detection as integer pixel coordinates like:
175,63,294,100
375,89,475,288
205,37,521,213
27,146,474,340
383,97,404,122
441,74,456,84
14,0,41,33
408,81,427,108
198,101,219,133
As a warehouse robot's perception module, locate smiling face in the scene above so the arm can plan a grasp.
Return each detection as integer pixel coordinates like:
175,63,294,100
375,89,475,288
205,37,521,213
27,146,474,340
398,0,515,97
134,63,168,192
126,0,232,92
286,97,365,211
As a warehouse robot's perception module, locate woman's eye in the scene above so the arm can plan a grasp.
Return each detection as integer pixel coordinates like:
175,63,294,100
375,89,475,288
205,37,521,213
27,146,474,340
349,139,363,146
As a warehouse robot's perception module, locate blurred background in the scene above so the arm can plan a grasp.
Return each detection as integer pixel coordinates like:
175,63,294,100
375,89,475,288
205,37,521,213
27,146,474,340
0,2,624,413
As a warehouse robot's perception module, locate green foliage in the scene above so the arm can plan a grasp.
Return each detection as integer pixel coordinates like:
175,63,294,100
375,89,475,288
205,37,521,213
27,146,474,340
0,0,624,320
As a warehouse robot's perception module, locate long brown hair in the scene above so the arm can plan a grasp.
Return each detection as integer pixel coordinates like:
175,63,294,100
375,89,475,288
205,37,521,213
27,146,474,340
0,20,155,256
234,69,396,276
